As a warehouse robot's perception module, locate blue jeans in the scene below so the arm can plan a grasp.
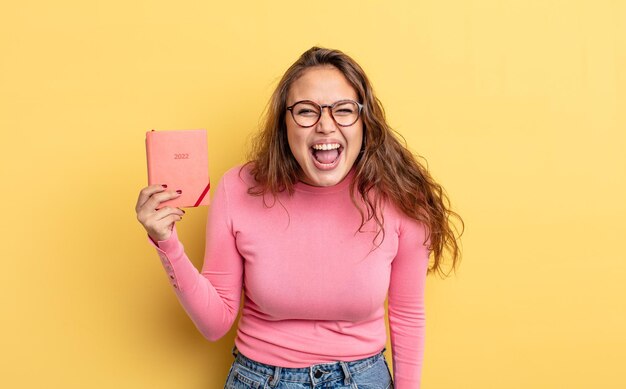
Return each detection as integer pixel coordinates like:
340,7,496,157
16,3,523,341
225,345,394,389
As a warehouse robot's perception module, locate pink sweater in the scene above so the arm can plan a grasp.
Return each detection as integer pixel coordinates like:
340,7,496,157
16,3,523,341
147,165,430,388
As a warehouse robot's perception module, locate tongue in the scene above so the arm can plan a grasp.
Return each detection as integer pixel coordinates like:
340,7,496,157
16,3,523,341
314,149,339,164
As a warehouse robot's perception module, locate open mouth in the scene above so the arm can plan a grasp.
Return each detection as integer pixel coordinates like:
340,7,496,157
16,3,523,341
310,143,343,169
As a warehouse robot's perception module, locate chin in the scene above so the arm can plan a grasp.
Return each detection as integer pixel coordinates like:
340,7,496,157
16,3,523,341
300,164,350,187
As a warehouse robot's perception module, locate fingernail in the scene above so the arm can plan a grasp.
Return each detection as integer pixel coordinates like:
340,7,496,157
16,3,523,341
162,184,167,188
176,190,182,194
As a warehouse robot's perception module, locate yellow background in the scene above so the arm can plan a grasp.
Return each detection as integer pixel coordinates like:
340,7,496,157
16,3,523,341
1,0,625,388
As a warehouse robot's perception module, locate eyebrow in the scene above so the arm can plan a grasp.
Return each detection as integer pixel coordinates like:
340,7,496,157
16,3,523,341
287,98,358,105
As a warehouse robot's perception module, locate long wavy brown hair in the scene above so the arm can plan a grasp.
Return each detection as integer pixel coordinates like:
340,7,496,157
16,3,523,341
243,46,464,277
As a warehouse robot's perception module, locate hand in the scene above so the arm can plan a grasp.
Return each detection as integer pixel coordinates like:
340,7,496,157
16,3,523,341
135,184,185,242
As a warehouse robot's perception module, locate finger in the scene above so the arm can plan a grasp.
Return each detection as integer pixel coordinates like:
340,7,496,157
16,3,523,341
142,190,180,211
136,184,169,212
144,190,182,212
148,213,183,241
161,213,184,235
152,206,185,222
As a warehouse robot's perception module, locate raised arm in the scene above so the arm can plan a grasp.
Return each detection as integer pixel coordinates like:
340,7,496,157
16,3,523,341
146,175,244,341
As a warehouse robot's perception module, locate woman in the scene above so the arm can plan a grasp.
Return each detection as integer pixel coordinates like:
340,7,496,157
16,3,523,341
135,46,463,389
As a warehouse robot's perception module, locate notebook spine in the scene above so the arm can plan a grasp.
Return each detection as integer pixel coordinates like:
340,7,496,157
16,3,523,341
145,129,155,185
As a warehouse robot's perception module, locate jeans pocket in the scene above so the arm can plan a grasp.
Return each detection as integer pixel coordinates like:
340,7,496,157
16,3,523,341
381,356,394,389
224,363,268,389
352,356,393,389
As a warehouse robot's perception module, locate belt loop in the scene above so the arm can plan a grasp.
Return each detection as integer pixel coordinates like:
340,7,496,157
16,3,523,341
231,344,238,358
339,361,353,385
269,366,281,387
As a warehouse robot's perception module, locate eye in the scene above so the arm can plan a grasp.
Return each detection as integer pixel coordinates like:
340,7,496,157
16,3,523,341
294,102,320,116
333,103,356,116
296,108,318,116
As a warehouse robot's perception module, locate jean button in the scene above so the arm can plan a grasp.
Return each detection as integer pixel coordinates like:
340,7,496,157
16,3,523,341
314,370,323,378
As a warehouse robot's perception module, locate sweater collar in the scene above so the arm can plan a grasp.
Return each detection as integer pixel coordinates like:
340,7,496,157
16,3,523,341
293,167,356,194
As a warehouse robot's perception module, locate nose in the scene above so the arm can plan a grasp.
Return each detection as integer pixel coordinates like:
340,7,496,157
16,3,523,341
316,106,336,134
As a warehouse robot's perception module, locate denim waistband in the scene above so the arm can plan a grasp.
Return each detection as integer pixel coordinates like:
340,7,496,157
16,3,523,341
230,344,387,387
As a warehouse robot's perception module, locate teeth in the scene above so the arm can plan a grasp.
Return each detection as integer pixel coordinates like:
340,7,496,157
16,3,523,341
312,143,340,151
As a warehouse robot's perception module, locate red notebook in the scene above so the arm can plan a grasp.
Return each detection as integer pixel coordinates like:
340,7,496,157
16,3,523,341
145,129,210,209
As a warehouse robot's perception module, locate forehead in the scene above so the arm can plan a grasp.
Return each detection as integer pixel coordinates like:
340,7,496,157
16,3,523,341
287,65,358,104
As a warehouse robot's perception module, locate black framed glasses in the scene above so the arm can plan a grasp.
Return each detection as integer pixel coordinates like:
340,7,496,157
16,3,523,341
286,99,364,128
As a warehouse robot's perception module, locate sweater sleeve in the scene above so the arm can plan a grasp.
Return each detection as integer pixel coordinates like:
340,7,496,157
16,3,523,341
145,174,244,341
388,217,430,389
